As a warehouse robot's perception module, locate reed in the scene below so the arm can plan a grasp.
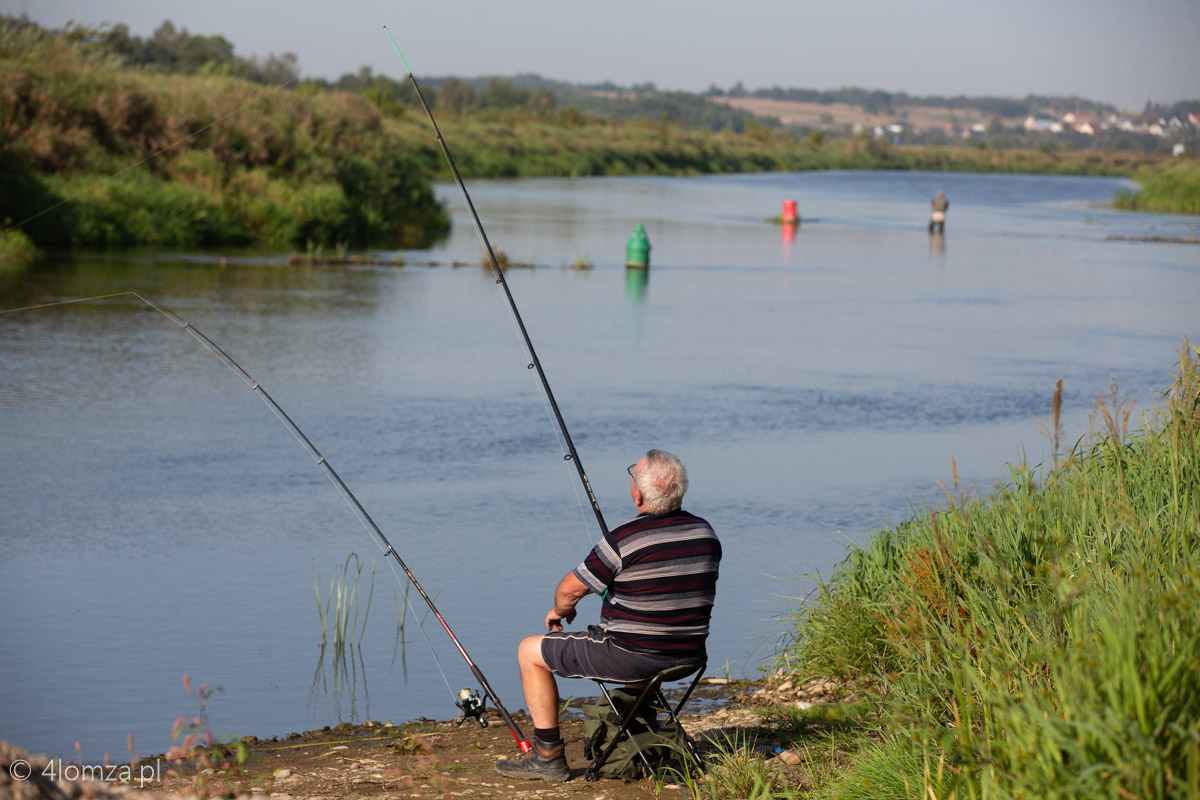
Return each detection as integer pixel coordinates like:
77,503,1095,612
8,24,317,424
313,552,375,650
781,342,1200,799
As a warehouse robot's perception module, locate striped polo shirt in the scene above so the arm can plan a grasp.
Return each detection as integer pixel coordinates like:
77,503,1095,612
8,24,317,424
573,509,721,659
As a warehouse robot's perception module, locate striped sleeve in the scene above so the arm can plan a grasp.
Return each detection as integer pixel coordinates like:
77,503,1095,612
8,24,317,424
572,533,621,595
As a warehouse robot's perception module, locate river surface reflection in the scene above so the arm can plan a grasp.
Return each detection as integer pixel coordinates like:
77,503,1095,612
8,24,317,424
1,170,1197,760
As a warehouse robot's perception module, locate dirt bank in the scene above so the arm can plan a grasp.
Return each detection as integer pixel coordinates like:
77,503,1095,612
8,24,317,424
5,677,833,800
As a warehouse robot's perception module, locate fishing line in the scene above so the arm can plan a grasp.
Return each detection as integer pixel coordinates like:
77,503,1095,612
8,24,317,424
2,77,298,237
1,290,532,753
384,27,610,551
381,554,455,698
898,172,939,203
507,304,598,547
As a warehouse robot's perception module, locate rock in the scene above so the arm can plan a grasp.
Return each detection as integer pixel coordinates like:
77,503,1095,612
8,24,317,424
273,769,292,779
777,680,794,693
796,701,813,710
778,750,802,766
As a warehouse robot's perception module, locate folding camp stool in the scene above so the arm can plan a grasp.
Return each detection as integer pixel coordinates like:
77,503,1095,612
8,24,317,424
584,661,706,782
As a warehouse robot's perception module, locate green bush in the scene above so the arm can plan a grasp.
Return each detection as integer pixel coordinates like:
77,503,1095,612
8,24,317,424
1115,159,1200,214
44,171,248,246
0,21,448,249
0,228,38,270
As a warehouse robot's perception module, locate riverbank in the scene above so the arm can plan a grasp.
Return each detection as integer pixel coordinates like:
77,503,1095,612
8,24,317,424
1,676,869,800
774,345,1200,799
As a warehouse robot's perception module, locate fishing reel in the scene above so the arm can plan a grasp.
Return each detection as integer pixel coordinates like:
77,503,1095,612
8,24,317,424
455,688,489,728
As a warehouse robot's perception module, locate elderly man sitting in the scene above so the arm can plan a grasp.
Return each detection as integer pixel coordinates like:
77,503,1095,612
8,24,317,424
494,449,721,781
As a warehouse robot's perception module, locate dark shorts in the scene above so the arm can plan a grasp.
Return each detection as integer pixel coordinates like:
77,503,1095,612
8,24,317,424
540,625,700,682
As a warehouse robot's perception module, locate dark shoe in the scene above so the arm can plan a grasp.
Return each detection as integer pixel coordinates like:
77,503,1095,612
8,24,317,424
494,741,570,782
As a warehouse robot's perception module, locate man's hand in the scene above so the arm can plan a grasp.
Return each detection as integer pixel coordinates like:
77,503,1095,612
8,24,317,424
545,605,577,632
545,571,590,632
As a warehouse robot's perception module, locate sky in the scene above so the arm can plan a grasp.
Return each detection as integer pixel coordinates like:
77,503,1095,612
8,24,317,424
5,0,1199,111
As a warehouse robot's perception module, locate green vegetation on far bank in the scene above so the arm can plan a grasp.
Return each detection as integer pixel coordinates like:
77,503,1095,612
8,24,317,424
0,19,448,249
0,16,1185,254
747,346,1199,799
1115,159,1200,214
413,115,1162,180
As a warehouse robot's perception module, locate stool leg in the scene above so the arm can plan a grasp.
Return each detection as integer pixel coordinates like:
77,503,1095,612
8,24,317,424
656,696,701,768
585,676,663,781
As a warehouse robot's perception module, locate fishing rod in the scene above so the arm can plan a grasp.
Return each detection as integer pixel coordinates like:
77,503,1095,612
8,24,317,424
1,291,531,753
383,27,611,544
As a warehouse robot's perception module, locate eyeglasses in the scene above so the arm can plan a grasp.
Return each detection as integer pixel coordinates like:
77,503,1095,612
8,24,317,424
627,463,637,477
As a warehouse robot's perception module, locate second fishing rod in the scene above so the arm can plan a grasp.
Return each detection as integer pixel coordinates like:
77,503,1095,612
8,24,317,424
384,27,611,546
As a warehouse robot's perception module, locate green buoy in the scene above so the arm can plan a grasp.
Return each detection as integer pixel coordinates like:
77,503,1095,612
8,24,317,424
625,222,650,269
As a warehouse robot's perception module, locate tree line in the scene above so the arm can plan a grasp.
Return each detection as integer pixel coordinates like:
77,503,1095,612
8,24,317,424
20,15,1191,130
708,83,1123,119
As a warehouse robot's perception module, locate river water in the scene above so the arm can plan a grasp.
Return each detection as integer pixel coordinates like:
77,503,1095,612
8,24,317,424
1,170,1197,761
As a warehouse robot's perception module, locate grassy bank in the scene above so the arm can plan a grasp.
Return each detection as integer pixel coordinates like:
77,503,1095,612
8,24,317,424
396,111,1163,180
1115,159,1200,214
0,21,448,249
754,346,1200,799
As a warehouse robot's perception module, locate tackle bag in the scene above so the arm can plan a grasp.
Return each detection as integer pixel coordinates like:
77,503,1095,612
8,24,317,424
581,687,687,780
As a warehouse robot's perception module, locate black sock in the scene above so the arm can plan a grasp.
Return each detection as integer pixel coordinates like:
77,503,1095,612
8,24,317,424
534,726,562,747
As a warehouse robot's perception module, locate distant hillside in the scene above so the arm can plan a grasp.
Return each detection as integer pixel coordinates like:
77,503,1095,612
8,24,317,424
18,13,1192,151
719,84,1120,118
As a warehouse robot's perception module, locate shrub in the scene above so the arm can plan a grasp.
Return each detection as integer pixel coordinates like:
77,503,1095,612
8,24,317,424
0,228,38,270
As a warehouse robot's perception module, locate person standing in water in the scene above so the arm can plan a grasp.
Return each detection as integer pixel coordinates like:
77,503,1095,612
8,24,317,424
929,190,949,233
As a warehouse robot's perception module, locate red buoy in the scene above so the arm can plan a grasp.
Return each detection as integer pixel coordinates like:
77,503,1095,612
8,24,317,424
781,199,798,224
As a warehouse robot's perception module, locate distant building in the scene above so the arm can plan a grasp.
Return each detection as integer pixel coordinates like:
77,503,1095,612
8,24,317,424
1024,115,1063,133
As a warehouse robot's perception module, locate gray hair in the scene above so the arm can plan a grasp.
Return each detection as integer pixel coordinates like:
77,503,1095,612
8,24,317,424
633,449,689,513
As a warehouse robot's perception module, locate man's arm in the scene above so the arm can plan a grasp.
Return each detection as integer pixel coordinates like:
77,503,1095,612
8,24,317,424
546,572,591,632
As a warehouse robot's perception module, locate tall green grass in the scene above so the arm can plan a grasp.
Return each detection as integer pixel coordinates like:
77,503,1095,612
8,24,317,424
1114,159,1200,215
784,344,1200,799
